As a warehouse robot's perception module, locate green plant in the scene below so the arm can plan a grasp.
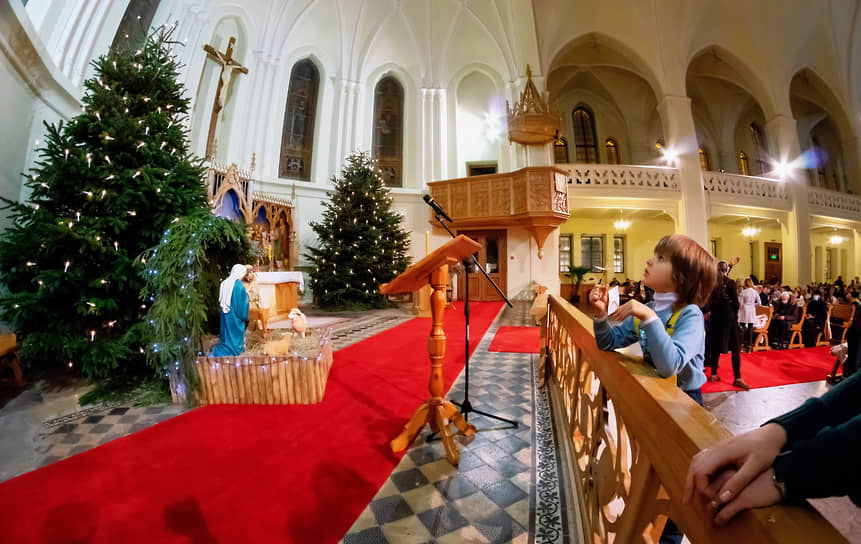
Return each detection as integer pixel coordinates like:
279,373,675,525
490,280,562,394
140,212,251,405
567,265,593,302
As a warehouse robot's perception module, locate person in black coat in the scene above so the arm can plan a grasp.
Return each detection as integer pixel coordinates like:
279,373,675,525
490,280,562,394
705,260,749,389
801,290,828,347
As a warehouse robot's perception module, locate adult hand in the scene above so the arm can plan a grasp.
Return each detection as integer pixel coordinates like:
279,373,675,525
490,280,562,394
705,468,783,525
729,256,741,268
609,300,656,323
778,315,784,320
683,423,787,510
589,284,609,318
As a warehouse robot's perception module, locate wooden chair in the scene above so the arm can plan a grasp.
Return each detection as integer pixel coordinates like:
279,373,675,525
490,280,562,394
787,302,807,349
751,305,773,352
829,302,856,344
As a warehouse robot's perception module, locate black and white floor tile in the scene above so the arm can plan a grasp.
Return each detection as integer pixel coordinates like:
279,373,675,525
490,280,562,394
341,302,564,544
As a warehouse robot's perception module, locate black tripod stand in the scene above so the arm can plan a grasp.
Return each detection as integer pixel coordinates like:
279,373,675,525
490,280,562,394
424,197,518,430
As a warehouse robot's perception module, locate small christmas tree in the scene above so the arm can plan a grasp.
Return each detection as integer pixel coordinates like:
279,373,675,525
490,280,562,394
306,151,411,309
0,28,210,377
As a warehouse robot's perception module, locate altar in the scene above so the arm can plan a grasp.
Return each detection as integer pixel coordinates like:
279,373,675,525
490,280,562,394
255,271,304,318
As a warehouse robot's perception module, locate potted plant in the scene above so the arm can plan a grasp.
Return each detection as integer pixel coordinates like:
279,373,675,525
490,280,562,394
567,265,593,305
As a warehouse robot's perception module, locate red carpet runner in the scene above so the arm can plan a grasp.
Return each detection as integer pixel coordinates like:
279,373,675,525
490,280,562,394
0,302,503,543
701,346,834,393
488,326,541,353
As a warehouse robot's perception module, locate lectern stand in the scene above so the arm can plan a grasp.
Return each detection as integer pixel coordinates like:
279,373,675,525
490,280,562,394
380,235,480,466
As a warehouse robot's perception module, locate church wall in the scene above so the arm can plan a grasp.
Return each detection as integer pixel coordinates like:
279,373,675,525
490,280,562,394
707,222,782,283
0,1,80,231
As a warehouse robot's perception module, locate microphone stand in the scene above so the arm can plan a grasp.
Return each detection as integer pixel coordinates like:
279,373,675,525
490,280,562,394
430,211,518,431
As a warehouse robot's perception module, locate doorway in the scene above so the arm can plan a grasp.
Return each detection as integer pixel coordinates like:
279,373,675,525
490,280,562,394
456,230,507,302
763,242,782,284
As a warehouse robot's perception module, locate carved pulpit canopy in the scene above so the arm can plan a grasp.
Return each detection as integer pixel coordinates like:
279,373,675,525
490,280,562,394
506,65,560,145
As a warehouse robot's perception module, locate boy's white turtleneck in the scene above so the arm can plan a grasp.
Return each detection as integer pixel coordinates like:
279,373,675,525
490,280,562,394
652,292,677,313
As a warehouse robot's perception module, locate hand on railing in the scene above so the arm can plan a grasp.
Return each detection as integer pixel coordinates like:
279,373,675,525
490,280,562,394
683,422,788,524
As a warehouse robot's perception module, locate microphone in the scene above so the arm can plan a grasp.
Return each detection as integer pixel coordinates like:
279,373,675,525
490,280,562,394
423,194,453,222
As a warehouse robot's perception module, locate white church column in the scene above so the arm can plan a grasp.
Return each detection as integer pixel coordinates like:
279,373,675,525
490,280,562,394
239,50,270,173
330,78,360,176
767,114,811,286
69,0,113,86
176,4,208,89
255,56,279,179
420,88,446,184
47,0,98,81
656,95,709,247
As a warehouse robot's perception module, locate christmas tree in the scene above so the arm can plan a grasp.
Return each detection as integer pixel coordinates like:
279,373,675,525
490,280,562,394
306,151,411,309
0,28,211,378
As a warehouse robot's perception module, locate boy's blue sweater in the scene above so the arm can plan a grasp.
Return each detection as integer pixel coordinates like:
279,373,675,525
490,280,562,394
592,303,707,392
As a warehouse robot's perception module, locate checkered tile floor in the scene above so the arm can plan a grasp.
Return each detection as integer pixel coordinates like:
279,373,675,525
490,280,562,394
341,301,564,544
21,302,565,544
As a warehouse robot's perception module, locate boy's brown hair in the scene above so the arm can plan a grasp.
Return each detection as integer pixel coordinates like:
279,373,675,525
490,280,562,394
654,234,716,310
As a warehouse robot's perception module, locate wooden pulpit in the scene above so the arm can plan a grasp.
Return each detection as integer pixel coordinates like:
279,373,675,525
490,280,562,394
380,235,480,466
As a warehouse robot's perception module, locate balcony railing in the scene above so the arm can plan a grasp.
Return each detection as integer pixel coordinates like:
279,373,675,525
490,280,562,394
703,171,789,203
808,187,861,217
542,294,847,543
557,164,679,191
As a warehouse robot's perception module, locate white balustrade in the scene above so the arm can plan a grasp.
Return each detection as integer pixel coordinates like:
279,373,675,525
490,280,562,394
807,187,861,216
558,164,679,191
703,171,788,201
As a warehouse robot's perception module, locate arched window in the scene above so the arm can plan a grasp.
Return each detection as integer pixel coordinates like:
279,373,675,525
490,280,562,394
554,137,569,164
698,147,711,171
738,151,750,176
572,106,598,163
749,123,768,175
279,60,319,180
810,136,827,187
373,76,404,187
605,139,619,164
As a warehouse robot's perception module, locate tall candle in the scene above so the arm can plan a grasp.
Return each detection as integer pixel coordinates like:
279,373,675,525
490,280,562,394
425,231,430,255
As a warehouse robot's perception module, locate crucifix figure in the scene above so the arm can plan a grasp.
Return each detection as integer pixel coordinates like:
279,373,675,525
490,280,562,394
203,36,248,160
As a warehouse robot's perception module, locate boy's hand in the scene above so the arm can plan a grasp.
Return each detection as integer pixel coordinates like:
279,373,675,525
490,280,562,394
609,300,656,322
589,284,609,318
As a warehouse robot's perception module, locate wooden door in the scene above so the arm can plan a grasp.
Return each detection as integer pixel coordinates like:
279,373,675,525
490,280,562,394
456,230,507,302
763,242,782,284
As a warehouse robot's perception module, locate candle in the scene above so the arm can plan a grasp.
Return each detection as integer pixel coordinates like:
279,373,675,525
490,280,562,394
425,231,430,256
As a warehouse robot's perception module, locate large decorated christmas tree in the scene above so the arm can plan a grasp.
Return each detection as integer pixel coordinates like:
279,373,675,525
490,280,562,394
306,151,411,309
0,29,213,378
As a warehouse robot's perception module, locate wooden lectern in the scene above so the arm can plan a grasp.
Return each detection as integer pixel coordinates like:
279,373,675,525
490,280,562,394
380,235,480,466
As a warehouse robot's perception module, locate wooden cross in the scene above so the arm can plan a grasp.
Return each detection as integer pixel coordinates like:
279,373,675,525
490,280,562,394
203,36,248,160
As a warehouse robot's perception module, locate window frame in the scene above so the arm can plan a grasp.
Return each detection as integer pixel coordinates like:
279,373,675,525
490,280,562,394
559,233,573,274
613,234,625,273
738,151,750,176
554,136,569,164
698,147,711,171
580,234,605,273
605,138,620,165
278,59,320,181
372,76,405,187
572,106,599,163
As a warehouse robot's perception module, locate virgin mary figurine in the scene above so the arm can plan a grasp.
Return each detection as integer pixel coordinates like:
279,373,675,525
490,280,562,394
211,264,250,356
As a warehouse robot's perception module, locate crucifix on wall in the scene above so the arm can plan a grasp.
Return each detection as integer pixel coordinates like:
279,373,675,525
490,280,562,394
203,36,248,160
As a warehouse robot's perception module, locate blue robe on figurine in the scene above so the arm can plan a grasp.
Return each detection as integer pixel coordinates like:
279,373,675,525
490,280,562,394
211,264,249,356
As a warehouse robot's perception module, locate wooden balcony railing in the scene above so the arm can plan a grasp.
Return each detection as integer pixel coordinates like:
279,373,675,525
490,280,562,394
427,166,569,257
542,294,847,543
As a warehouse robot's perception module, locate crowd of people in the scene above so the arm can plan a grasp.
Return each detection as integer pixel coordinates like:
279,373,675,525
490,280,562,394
604,273,861,387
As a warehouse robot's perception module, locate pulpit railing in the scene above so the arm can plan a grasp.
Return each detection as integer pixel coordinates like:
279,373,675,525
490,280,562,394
543,294,847,543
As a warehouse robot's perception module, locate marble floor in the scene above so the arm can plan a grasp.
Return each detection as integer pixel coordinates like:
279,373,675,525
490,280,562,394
0,302,858,543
